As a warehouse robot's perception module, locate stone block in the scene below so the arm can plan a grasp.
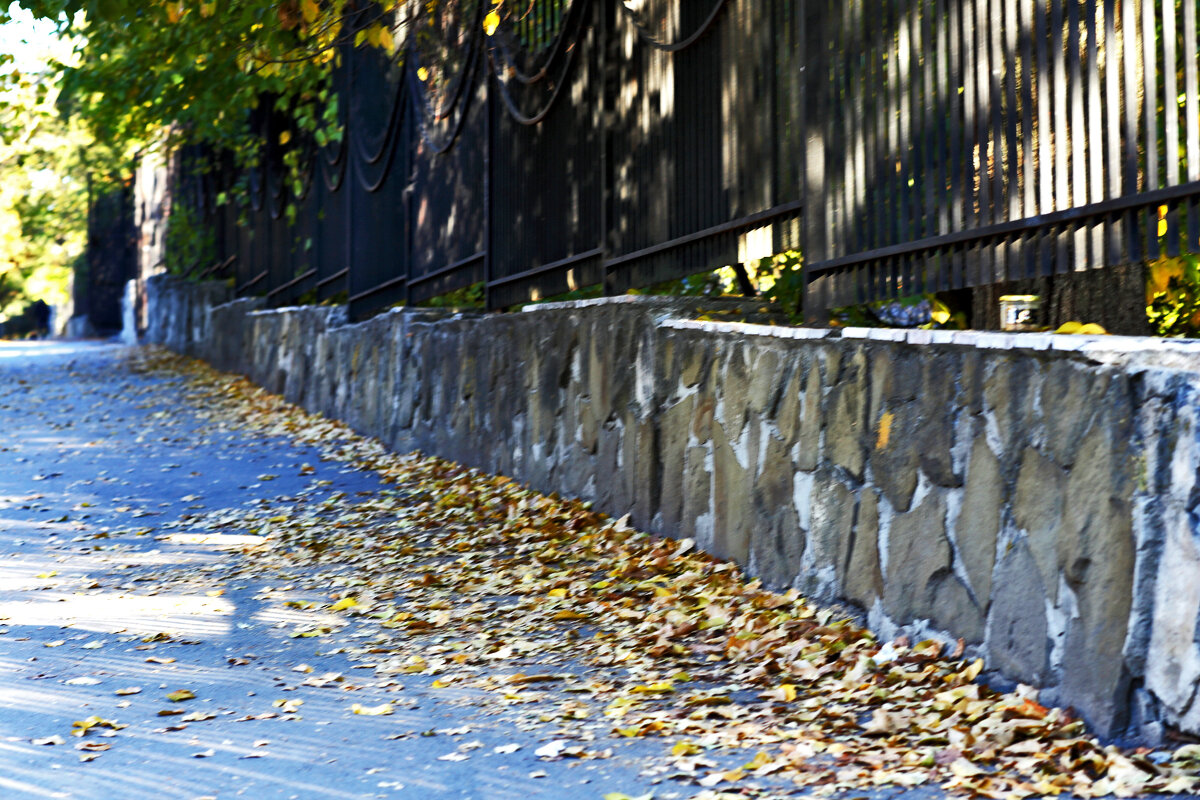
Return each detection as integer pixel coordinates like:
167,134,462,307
916,352,961,487
630,414,658,529
869,402,920,512
749,504,805,589
955,437,1003,602
802,473,855,597
578,398,599,454
1013,446,1066,595
929,571,986,643
678,339,707,388
883,491,951,622
982,356,1034,458
658,396,696,531
680,446,711,541
843,490,883,609
1146,511,1200,732
1057,420,1135,736
960,349,983,416
869,346,921,424
712,421,752,563
774,357,804,445
692,395,716,445
1040,359,1102,468
797,361,823,471
986,540,1051,685
748,348,781,414
826,350,868,481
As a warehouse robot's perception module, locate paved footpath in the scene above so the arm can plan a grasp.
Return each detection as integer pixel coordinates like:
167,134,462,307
0,341,688,800
2,341,1189,800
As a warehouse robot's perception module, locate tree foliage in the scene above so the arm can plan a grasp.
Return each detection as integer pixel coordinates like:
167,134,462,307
5,0,507,187
0,10,85,320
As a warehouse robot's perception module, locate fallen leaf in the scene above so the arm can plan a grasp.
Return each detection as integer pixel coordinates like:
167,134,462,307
535,740,568,759
351,703,393,716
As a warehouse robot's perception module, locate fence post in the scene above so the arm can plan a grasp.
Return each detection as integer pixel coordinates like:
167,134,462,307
600,0,616,297
800,0,828,323
483,52,495,311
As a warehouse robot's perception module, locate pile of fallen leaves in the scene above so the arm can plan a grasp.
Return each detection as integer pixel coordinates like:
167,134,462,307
133,347,1200,798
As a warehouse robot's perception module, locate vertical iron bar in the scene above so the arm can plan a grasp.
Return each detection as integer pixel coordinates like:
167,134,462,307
1184,0,1199,251
1121,0,1142,262
1144,0,1160,260
1165,0,1180,256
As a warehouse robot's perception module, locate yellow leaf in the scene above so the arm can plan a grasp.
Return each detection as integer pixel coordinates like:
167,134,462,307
961,658,983,682
166,689,195,702
431,679,451,688
330,597,358,611
483,10,501,35
301,0,319,23
278,130,291,145
630,681,674,694
930,298,951,325
672,740,702,756
551,609,587,620
760,684,797,702
352,703,394,716
875,411,893,451
546,587,567,599
417,67,429,81
378,26,395,50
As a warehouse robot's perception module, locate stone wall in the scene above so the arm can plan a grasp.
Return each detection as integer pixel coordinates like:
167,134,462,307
145,274,1200,742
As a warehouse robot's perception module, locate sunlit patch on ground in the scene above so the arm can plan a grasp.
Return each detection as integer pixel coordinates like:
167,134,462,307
0,592,234,637
157,532,267,548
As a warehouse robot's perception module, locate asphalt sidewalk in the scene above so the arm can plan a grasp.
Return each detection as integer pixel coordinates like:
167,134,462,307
0,341,672,800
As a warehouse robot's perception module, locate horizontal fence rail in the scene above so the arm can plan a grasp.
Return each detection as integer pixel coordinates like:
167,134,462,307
171,0,1200,320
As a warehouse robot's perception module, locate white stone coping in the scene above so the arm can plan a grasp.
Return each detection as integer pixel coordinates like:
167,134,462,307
661,318,832,340
520,295,773,313
661,316,1200,372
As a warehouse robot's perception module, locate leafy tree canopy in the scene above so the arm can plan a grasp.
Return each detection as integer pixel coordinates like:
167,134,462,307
0,9,85,321
2,0,503,184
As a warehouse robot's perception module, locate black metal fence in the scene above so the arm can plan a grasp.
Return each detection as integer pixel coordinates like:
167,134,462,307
174,0,1200,320
805,0,1200,315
